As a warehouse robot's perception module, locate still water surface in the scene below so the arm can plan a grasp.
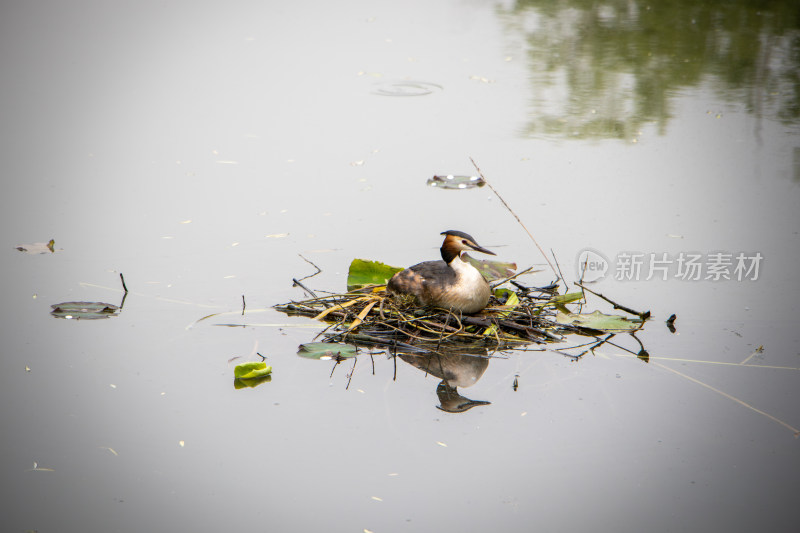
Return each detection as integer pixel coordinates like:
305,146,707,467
2,1,799,532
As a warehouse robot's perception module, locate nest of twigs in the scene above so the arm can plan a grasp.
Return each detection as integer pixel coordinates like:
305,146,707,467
274,280,601,355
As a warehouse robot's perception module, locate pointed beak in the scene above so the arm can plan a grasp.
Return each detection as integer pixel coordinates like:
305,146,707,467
467,242,495,256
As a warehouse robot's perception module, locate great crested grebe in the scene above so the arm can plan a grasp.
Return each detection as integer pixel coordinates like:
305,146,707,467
387,230,496,313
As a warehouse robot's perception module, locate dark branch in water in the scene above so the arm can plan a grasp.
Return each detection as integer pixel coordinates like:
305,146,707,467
119,273,129,309
575,282,651,319
392,341,397,381
241,295,246,316
629,332,649,363
329,351,348,378
292,278,320,300
553,333,617,361
345,356,357,390
296,254,322,282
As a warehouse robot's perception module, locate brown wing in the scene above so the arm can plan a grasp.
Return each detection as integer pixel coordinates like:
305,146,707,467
387,260,455,305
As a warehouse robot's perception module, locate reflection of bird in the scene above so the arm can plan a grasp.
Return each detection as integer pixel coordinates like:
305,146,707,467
436,382,491,413
387,230,496,313
399,351,491,413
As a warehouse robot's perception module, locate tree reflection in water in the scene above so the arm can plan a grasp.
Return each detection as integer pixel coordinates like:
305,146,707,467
500,0,800,140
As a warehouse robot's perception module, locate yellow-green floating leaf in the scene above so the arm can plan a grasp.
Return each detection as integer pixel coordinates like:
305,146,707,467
233,362,272,389
234,362,273,379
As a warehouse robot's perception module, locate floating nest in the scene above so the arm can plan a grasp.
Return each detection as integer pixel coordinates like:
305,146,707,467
275,270,648,358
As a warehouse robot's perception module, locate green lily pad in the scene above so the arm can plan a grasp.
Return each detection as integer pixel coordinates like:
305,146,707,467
297,342,357,360
556,310,643,332
347,259,403,291
50,301,120,320
463,255,517,281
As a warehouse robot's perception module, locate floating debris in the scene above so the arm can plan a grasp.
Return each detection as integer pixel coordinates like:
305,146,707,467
28,461,55,472
371,80,443,96
666,313,677,333
50,302,120,320
427,175,486,190
15,239,56,254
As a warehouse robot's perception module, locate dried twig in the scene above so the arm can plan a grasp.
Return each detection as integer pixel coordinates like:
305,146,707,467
470,157,559,280
292,278,320,300
575,282,651,319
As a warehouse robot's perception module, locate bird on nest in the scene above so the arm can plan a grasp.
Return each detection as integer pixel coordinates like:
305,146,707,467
386,230,496,314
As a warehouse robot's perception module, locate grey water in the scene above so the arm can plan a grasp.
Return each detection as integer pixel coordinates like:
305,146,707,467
2,1,799,532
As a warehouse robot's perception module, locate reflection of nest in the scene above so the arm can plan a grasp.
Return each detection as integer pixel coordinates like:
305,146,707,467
275,282,589,355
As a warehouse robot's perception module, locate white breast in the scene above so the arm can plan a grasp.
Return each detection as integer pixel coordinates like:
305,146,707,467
444,255,490,313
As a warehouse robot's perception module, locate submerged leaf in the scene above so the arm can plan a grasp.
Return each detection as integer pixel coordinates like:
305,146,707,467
556,310,642,332
297,342,357,360
15,239,56,254
347,259,403,291
50,301,120,320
